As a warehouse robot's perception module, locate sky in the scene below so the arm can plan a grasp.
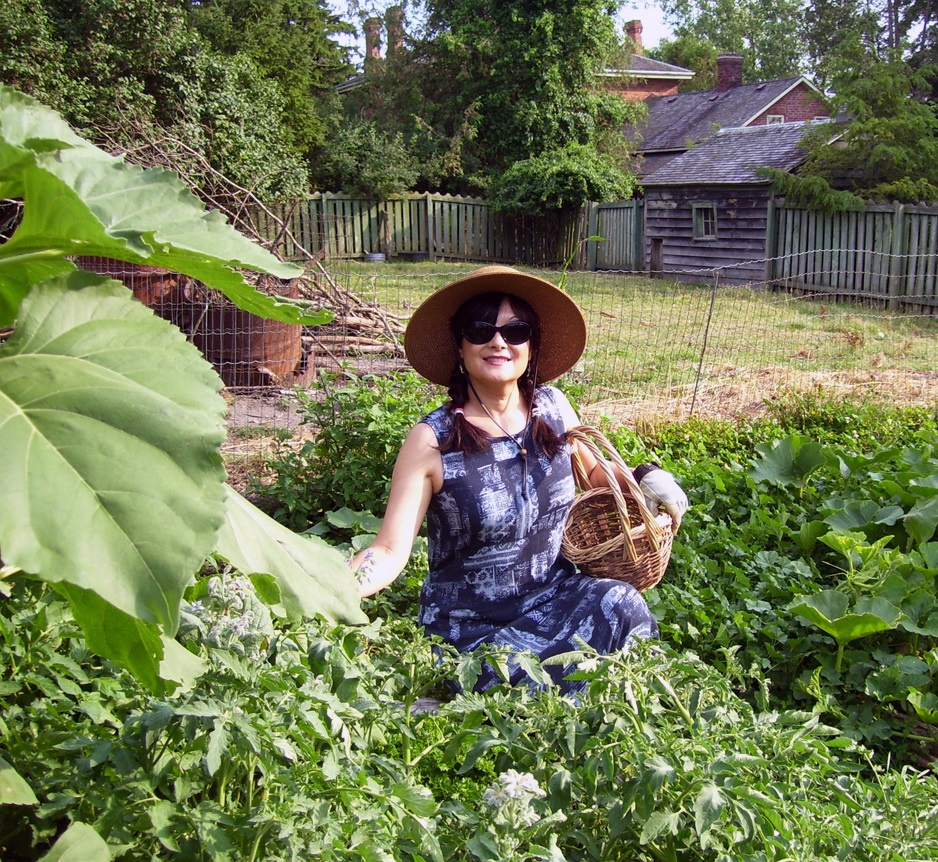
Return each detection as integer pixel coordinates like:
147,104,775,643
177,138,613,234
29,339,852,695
332,2,675,66
619,2,674,50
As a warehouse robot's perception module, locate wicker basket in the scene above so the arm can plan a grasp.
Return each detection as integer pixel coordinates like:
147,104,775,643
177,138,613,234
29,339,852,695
561,426,673,592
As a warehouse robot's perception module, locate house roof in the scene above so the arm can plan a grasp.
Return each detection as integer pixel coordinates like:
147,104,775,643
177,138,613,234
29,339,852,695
642,120,828,186
598,54,695,81
636,76,821,153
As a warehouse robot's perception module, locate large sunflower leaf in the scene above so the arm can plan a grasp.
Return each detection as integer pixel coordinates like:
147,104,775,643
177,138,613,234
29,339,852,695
0,272,227,631
216,485,367,625
58,582,207,694
0,86,329,328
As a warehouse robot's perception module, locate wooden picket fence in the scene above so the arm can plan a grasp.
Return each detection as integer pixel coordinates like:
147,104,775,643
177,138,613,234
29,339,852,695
250,194,938,314
767,201,938,313
251,193,644,270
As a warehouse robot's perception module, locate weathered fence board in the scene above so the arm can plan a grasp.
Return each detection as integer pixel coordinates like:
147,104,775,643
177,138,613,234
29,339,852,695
248,194,936,315
769,203,938,312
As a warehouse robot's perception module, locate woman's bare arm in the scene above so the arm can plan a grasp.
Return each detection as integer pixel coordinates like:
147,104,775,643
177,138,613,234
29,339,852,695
350,422,441,597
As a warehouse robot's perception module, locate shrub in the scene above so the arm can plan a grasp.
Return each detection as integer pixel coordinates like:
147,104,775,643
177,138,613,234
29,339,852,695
258,370,440,529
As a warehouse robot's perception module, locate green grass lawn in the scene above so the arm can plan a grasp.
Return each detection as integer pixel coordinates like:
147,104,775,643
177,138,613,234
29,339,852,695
321,260,938,411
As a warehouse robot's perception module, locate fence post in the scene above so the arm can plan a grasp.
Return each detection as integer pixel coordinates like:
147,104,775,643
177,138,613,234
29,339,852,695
633,200,645,272
424,192,434,261
586,202,599,270
888,202,906,312
764,195,777,286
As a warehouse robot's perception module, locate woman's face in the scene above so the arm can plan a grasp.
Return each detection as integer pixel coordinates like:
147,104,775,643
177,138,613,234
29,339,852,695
459,297,531,388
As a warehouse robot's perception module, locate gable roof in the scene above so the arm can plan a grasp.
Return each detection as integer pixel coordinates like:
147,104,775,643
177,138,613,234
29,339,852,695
597,54,695,82
637,76,822,153
642,120,829,186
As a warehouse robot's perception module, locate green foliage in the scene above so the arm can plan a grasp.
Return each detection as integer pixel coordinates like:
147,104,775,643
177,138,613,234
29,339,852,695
490,143,636,215
4,393,938,858
350,0,639,197
649,34,719,91
0,87,363,699
187,0,351,157
259,370,440,529
0,0,352,200
658,0,806,81
779,47,938,205
319,120,420,199
3,574,937,860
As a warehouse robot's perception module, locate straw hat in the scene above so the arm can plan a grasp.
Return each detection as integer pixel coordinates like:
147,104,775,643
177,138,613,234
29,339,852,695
404,265,587,385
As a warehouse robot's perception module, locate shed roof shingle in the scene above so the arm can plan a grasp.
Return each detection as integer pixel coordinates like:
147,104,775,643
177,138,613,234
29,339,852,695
641,120,828,186
636,77,819,152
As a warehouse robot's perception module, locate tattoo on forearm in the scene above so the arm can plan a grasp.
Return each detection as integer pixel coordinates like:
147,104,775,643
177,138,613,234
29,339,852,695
354,550,377,583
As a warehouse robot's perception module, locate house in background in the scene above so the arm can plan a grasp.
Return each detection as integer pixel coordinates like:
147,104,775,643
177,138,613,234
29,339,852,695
635,55,830,177
597,20,695,101
641,120,834,284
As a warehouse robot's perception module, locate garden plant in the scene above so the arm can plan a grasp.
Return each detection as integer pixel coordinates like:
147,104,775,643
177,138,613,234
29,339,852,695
2,87,938,860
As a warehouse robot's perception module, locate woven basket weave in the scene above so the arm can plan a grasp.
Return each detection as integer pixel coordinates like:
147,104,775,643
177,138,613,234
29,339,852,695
561,426,673,592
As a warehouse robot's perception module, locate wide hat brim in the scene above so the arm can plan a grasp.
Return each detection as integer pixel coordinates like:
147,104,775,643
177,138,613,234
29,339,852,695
404,265,587,386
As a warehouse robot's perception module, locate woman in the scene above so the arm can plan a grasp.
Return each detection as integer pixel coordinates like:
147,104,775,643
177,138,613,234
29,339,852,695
351,266,687,691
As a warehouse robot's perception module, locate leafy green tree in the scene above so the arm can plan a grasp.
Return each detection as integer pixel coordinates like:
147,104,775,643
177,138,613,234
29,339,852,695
658,0,806,80
346,0,643,203
187,0,352,157
650,34,719,91
800,0,881,91
0,0,352,200
766,46,938,205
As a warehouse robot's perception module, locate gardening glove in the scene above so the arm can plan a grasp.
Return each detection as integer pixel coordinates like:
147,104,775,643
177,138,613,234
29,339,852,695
637,468,688,534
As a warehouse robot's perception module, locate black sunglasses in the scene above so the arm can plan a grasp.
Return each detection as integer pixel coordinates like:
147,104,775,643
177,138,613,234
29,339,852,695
461,320,532,345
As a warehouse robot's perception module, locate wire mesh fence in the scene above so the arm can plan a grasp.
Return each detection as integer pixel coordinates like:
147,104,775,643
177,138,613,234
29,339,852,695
74,255,938,434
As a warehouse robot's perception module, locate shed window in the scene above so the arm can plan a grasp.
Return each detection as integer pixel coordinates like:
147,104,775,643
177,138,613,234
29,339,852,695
693,204,717,240
766,114,785,124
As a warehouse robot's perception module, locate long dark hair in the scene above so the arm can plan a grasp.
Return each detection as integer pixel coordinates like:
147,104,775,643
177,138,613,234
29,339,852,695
439,292,565,458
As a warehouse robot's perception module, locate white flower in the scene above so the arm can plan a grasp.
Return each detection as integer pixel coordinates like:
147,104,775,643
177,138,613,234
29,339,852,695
499,769,545,800
482,785,510,807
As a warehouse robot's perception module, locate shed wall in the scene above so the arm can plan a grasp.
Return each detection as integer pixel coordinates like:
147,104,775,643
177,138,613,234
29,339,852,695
643,185,772,283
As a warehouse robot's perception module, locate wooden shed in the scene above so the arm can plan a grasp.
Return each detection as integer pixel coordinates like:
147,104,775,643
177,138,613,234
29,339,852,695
641,121,830,285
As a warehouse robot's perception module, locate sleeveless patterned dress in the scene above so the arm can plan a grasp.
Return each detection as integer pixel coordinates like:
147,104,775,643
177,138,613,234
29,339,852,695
417,385,658,692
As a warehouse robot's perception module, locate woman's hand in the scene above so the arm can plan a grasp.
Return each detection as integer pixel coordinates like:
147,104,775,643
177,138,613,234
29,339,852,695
639,469,689,534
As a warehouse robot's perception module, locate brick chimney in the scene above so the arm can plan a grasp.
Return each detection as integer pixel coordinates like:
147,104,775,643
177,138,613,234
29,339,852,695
385,6,404,56
625,19,643,55
716,53,744,90
363,17,382,70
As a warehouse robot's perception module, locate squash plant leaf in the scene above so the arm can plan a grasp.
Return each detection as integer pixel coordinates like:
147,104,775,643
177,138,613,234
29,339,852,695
0,756,39,805
825,502,904,532
904,496,938,546
748,436,827,488
0,85,329,329
215,485,367,625
0,273,228,632
788,591,904,646
38,821,110,862
907,689,938,725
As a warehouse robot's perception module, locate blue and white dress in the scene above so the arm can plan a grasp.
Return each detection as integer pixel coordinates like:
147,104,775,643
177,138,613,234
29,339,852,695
417,385,658,692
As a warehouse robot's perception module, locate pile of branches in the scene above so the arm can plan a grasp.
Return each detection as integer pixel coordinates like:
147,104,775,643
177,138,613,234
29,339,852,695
93,119,406,363
292,265,406,363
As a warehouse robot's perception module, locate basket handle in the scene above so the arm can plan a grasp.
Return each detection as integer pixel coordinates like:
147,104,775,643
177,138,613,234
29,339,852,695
567,425,666,552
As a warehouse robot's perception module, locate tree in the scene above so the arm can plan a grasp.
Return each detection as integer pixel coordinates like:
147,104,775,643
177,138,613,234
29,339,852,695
0,0,353,200
767,46,938,205
345,0,643,202
650,34,719,91
658,0,806,81
187,0,353,157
